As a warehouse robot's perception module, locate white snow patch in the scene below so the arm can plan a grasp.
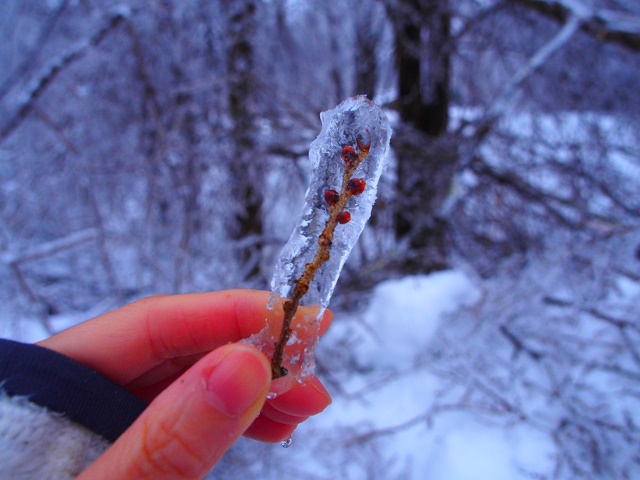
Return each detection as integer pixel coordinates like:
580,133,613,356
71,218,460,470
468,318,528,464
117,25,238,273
611,275,640,302
356,271,480,369
0,318,49,343
425,420,555,480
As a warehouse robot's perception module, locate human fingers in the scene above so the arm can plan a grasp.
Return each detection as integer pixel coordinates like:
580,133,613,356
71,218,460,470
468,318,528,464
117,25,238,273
121,301,333,401
244,375,332,443
243,414,297,444
78,343,271,480
267,375,332,417
39,290,332,386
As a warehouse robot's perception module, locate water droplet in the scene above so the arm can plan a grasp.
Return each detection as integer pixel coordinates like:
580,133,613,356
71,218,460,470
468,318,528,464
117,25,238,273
280,437,293,448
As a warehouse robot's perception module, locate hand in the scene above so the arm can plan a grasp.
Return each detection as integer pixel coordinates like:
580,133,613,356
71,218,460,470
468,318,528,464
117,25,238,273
38,290,332,479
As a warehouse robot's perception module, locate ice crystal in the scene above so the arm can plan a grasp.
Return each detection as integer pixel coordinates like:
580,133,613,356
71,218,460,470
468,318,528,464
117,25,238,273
246,96,391,393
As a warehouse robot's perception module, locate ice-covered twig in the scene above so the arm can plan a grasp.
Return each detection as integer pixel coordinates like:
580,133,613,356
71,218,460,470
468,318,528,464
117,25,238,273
245,96,391,388
271,129,374,378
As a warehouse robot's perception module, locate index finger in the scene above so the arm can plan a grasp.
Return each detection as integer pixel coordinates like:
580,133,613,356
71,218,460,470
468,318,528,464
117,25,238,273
38,290,332,384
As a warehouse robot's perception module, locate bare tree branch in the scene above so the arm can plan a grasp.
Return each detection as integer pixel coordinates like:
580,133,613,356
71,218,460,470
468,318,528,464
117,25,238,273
0,0,69,100
0,12,125,141
2,228,98,334
489,14,582,116
510,0,640,51
1,229,97,266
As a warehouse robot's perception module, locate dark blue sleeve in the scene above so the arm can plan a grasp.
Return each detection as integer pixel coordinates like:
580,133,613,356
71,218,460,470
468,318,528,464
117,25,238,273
0,338,147,443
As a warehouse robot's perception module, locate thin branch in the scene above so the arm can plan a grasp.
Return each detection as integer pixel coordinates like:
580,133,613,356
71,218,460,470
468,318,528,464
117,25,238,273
510,0,640,51
1,228,98,266
587,307,639,332
10,262,53,334
469,156,584,228
0,13,125,141
488,14,582,117
79,181,123,299
456,14,583,173
343,412,430,446
451,3,507,42
0,0,69,100
499,324,544,360
3,228,98,334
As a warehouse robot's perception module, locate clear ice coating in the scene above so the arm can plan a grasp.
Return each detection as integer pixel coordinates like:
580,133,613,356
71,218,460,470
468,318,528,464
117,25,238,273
245,96,392,393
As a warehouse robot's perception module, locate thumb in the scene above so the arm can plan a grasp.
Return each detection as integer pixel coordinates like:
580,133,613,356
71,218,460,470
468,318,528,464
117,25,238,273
79,344,271,480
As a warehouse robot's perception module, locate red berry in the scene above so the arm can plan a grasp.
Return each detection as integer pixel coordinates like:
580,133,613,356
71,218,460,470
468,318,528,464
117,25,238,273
342,145,358,163
356,130,371,153
347,178,366,195
324,189,340,206
338,211,351,224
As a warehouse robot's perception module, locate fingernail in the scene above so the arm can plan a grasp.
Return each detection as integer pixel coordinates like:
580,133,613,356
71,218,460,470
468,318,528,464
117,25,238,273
206,345,270,418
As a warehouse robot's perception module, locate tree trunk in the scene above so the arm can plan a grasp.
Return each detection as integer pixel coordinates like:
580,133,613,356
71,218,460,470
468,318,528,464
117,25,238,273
223,1,265,282
354,7,379,99
391,0,456,273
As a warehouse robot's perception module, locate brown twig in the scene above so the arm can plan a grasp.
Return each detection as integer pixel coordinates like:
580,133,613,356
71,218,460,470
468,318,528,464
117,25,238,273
270,136,371,379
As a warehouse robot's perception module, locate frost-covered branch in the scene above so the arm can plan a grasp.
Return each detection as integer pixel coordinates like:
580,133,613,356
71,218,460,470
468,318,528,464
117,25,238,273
246,97,391,386
510,0,640,51
468,155,585,228
0,12,125,141
0,0,69,101
1,228,98,266
499,324,543,360
488,14,582,118
2,228,98,334
271,138,373,379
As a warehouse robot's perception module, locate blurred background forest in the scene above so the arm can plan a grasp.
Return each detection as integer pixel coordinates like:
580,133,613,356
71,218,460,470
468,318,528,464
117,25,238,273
1,0,640,478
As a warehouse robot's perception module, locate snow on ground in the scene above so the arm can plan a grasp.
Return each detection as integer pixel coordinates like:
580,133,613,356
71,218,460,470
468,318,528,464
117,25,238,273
350,272,479,370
